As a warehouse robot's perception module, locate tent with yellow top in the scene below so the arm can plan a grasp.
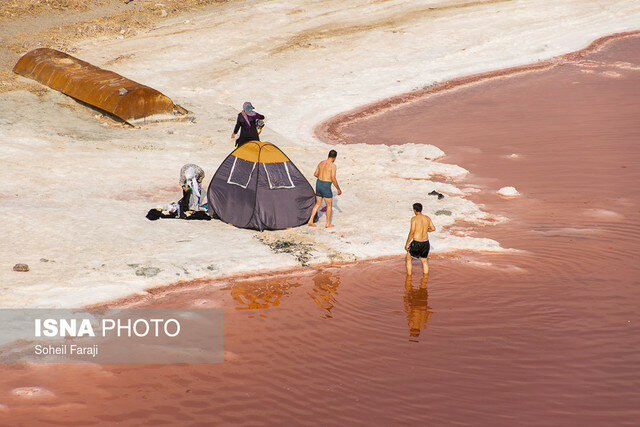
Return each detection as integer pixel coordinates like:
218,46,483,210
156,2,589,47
207,141,316,231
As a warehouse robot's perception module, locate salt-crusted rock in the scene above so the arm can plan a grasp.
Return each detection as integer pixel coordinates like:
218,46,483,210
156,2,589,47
12,387,52,397
498,186,520,197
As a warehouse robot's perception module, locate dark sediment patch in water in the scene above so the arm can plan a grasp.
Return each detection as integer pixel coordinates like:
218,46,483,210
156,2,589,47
2,32,640,425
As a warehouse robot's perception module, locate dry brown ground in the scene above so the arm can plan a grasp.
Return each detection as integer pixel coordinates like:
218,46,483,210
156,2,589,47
0,0,228,93
2,0,92,19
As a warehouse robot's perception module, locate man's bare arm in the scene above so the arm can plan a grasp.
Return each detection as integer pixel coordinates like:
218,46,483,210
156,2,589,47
428,217,436,232
313,163,320,178
331,165,342,195
405,217,416,251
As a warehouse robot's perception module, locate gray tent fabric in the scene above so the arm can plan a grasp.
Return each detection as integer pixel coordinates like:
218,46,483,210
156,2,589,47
207,141,316,231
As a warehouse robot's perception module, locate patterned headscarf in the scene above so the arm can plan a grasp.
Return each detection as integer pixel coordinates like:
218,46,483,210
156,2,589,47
242,102,259,127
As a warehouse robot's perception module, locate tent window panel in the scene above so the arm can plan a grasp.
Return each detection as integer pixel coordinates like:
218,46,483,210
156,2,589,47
228,157,256,188
263,162,295,189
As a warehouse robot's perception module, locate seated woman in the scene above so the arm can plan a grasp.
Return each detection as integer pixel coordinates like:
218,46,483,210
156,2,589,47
231,102,265,148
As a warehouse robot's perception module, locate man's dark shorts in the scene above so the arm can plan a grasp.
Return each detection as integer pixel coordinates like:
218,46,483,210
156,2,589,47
315,179,333,198
409,240,430,259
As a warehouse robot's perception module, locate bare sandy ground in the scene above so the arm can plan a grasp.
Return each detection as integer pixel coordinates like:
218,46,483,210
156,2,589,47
1,0,639,308
0,0,230,93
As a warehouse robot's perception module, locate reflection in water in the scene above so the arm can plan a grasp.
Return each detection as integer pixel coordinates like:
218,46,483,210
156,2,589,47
231,279,301,311
229,270,341,318
307,270,341,318
404,275,432,342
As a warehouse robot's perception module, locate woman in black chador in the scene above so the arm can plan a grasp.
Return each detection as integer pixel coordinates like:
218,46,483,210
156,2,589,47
231,102,265,147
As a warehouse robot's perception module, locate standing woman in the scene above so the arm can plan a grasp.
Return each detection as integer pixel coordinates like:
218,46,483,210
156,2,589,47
231,102,265,148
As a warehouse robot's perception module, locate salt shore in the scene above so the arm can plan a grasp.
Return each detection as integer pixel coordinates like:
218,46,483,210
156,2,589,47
1,0,640,308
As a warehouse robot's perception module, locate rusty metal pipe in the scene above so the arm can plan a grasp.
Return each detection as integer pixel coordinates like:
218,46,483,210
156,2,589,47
13,48,181,123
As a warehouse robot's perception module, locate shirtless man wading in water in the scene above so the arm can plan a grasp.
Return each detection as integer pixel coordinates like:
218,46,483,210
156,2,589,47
308,150,342,228
405,203,436,276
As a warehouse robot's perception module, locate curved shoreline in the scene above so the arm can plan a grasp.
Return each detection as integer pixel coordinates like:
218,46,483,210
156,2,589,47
315,29,640,145
86,254,405,308
88,29,640,310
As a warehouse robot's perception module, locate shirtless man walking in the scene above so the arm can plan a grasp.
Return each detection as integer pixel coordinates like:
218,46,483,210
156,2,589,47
308,150,342,228
405,203,436,276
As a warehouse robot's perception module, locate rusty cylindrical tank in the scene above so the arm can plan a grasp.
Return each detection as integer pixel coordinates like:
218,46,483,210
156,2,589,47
13,48,184,123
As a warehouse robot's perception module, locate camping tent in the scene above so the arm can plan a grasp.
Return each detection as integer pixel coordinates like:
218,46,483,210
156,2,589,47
207,141,316,231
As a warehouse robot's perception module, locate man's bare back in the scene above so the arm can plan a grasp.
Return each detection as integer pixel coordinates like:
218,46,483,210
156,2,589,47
405,203,436,276
410,214,435,241
308,150,342,228
316,159,336,182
